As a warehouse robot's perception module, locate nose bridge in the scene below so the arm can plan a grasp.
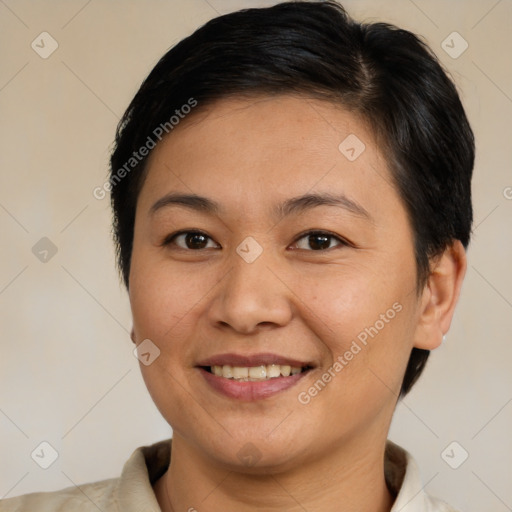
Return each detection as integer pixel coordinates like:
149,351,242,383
208,244,293,333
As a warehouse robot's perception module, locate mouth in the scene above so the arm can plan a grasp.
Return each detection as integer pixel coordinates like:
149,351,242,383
196,353,315,401
201,363,312,381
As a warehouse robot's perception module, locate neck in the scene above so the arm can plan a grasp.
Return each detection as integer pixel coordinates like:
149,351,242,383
154,433,395,512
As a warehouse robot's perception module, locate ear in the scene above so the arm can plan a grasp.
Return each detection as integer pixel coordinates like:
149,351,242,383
412,240,467,350
130,328,137,344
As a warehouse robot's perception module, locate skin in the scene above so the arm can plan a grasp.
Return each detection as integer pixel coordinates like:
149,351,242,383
128,95,467,512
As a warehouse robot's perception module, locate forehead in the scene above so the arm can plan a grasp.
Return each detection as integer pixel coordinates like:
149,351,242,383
138,94,399,219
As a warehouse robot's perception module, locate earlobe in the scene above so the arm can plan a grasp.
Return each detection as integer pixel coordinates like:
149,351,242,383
412,240,467,350
130,328,137,345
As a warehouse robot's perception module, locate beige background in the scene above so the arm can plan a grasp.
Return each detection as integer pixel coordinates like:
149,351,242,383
0,0,511,510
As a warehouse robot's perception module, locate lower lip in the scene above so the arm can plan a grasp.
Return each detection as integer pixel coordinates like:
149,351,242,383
198,367,309,401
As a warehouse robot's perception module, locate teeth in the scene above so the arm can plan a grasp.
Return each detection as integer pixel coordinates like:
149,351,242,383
266,364,281,378
249,366,266,379
232,366,249,379
280,365,291,377
222,365,233,378
210,364,304,381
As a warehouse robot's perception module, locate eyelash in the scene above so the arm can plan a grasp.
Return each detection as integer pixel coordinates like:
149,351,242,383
161,230,352,252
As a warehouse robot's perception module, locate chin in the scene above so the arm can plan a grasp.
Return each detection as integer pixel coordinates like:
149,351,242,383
197,429,311,474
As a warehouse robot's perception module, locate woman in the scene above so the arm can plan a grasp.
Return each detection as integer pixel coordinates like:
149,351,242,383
1,1,473,511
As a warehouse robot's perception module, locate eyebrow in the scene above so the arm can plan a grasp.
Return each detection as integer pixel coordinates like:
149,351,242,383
149,191,372,221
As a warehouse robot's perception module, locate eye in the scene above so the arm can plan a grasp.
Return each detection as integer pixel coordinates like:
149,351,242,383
163,230,220,250
162,230,348,251
291,231,349,251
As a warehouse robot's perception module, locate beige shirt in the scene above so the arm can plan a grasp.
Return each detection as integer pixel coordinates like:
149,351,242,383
0,439,459,511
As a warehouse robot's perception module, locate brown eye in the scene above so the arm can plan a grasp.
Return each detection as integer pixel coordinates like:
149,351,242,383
167,231,219,250
307,234,331,250
293,231,347,251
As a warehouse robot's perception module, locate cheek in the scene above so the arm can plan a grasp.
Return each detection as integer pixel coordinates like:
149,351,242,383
292,265,415,394
293,262,404,338
129,249,211,341
128,253,213,431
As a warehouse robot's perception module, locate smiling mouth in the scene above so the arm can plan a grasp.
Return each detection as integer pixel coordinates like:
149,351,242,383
202,364,312,382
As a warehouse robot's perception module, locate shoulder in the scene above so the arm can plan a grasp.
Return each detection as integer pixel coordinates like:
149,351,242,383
424,494,461,512
0,438,171,512
0,477,119,512
386,440,462,512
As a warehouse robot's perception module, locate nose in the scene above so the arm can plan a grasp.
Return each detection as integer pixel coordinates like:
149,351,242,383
207,252,294,335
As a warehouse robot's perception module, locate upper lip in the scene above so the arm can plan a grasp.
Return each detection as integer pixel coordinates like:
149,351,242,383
196,352,313,368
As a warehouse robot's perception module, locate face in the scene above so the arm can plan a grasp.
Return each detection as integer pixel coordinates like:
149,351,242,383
129,95,424,471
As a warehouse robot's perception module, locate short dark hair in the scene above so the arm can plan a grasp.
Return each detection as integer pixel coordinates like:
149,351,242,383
109,0,474,397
